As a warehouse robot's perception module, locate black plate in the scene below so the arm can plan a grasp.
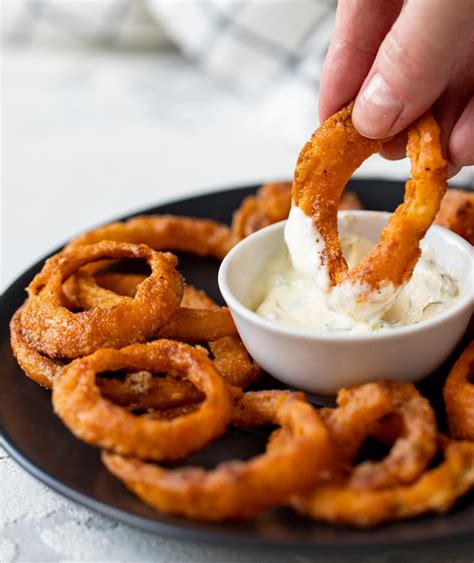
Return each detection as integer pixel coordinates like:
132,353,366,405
1,180,473,555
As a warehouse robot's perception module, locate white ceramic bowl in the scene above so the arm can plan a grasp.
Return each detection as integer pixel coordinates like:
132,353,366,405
219,211,473,396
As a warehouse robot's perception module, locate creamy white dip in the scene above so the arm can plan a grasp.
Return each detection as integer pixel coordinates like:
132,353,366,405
254,232,459,334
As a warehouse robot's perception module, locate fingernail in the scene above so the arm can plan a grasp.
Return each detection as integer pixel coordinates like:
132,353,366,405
353,73,403,138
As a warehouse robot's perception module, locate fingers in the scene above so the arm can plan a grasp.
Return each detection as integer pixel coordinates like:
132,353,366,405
352,0,474,139
319,0,403,121
449,97,474,167
378,131,406,161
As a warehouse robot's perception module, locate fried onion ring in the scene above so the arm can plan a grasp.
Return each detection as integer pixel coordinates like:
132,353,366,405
62,270,236,342
320,381,437,489
230,181,363,242
292,102,447,299
231,182,293,241
67,215,232,259
65,270,261,388
444,341,474,441
157,308,237,342
11,306,205,408
96,370,203,411
435,189,474,245
103,390,333,521
292,438,474,527
22,242,183,359
10,306,64,388
59,268,260,387
52,340,232,461
209,336,262,388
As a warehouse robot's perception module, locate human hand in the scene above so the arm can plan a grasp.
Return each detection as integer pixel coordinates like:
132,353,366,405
319,0,474,177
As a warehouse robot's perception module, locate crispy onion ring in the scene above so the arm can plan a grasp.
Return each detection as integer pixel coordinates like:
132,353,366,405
292,102,447,294
22,242,183,359
209,336,262,388
67,215,232,259
444,341,474,441
231,182,293,241
157,308,237,342
10,306,64,388
97,370,203,411
103,390,333,521
62,270,236,342
11,306,204,406
230,181,363,242
435,189,474,245
52,340,232,461
292,438,474,527
62,271,261,389
319,381,437,489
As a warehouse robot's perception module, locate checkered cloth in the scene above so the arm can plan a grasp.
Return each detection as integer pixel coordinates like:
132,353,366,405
2,0,336,93
148,0,335,93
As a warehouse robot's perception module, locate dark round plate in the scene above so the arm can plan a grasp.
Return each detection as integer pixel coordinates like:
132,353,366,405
1,180,473,555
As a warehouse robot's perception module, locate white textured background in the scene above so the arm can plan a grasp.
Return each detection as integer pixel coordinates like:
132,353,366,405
2,28,473,563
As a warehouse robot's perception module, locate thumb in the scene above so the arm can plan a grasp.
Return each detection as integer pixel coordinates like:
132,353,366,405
352,0,474,139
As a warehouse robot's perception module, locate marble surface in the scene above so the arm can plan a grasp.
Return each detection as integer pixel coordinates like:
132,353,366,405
2,46,473,563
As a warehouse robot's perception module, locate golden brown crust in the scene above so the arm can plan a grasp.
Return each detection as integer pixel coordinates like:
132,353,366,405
97,371,204,411
292,102,447,290
435,189,474,244
209,336,262,388
157,307,237,342
22,242,183,359
67,215,233,260
444,341,474,440
231,182,292,240
10,306,64,388
103,391,333,521
230,181,363,243
292,438,474,527
52,340,232,461
292,102,382,284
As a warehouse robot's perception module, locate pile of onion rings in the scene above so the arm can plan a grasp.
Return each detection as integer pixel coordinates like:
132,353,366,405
9,101,473,526
103,390,332,521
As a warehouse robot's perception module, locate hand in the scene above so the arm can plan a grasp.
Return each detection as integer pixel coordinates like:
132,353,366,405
319,0,474,177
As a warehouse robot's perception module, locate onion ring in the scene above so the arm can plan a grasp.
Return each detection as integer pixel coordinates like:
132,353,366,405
157,308,237,342
97,370,203,411
230,181,363,242
231,182,293,241
52,340,232,461
102,390,333,521
444,341,474,441
62,270,237,342
11,306,205,408
61,270,261,389
292,102,446,299
209,336,262,388
314,381,437,489
67,215,232,259
63,271,233,340
292,438,474,527
22,242,183,359
10,306,64,388
435,189,474,245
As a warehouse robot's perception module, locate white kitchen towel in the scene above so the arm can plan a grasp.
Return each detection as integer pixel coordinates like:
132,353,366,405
2,0,472,186
2,0,335,93
146,0,335,94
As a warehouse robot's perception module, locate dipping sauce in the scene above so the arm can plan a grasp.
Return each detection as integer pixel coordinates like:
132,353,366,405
254,232,459,334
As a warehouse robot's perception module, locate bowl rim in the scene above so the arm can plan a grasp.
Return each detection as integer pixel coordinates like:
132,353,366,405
218,211,474,343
